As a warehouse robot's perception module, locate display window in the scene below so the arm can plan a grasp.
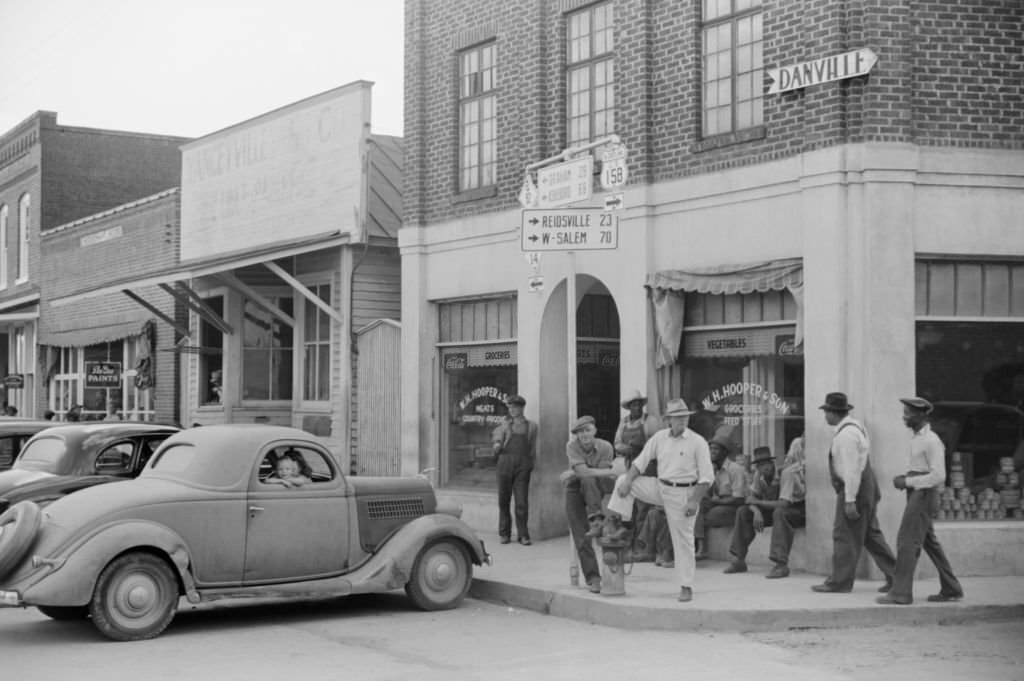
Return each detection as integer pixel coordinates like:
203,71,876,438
679,327,804,468
440,345,517,489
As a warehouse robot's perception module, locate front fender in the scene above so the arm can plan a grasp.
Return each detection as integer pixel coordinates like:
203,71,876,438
18,521,192,607
344,514,489,594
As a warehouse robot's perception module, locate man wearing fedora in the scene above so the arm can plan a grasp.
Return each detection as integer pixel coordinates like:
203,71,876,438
812,392,897,594
877,397,963,605
491,394,538,545
561,415,619,593
693,433,748,560
607,397,713,602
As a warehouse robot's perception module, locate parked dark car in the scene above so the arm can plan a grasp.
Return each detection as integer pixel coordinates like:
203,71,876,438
0,424,489,642
0,419,57,473
0,422,180,513
929,401,1024,489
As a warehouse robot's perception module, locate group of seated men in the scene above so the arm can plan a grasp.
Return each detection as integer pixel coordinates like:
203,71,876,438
562,401,806,592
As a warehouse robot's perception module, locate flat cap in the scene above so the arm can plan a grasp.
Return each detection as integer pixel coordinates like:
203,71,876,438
505,394,526,406
571,415,596,433
899,396,933,413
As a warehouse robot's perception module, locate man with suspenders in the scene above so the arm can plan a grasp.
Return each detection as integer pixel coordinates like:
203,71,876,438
811,392,898,594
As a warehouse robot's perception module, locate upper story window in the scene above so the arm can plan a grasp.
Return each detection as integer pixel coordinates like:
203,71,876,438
459,42,497,192
567,2,614,147
702,0,763,137
16,193,29,283
0,204,8,290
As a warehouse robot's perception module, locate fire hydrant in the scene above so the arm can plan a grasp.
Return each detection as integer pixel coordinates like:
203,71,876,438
597,517,631,596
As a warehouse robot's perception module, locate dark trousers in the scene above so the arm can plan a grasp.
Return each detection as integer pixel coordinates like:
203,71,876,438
497,466,531,540
826,486,897,590
580,476,615,517
633,502,673,563
769,503,805,566
695,500,740,540
565,481,600,582
890,488,963,600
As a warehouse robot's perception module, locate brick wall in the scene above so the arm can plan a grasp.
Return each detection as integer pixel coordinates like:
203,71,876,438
405,0,1024,226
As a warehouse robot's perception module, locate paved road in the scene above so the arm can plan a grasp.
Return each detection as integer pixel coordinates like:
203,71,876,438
2,595,1022,681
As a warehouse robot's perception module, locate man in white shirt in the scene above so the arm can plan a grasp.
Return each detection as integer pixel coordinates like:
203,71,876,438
811,392,897,594
607,398,713,603
877,397,964,605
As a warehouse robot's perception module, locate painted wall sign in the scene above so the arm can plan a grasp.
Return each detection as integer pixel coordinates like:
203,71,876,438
80,225,124,248
85,361,122,388
684,326,796,358
767,48,878,94
456,385,511,426
700,381,793,427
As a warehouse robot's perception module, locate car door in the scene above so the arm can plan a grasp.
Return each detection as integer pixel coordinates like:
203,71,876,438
243,442,351,584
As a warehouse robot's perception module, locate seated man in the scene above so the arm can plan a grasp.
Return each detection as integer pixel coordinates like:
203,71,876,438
561,415,618,593
765,434,807,578
723,446,783,574
694,435,747,560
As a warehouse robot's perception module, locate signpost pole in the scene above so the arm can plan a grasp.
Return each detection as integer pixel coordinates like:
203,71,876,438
566,251,577,432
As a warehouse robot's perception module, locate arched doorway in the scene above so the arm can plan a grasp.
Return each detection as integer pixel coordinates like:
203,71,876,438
575,280,620,442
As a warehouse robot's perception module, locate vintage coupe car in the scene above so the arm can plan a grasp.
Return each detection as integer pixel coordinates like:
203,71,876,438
0,424,489,641
0,422,180,513
0,419,57,473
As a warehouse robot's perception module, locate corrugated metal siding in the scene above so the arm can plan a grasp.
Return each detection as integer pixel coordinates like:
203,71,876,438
355,320,401,475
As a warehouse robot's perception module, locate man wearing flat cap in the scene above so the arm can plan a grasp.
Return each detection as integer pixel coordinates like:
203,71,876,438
812,392,897,594
877,397,964,605
492,394,538,545
607,397,713,603
562,415,618,593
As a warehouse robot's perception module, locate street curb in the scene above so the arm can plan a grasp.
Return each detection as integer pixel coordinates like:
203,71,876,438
470,577,1024,632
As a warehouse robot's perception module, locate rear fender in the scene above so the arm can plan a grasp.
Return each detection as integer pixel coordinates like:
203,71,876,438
19,521,193,607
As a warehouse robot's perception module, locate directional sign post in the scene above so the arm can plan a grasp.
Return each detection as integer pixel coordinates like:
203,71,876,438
599,143,629,191
537,156,593,207
521,208,619,252
766,48,878,94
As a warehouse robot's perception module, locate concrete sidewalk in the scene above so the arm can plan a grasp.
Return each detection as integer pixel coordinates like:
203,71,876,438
468,532,1024,632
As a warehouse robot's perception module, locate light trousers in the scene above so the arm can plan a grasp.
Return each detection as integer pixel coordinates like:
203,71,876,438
608,476,697,589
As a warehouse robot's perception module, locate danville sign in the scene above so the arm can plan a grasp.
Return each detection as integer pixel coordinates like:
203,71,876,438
767,48,878,95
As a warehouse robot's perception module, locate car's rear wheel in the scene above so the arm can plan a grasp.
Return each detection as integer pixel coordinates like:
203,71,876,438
37,605,90,620
0,501,41,580
404,539,472,611
89,553,179,641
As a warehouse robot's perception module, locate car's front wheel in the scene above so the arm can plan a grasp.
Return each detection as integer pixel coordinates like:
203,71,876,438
89,553,179,641
37,605,90,620
404,539,472,611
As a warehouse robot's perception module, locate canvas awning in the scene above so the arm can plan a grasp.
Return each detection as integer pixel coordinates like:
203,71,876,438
646,258,804,368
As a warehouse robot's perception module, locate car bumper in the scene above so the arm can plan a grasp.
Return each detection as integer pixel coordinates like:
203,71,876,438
0,590,22,607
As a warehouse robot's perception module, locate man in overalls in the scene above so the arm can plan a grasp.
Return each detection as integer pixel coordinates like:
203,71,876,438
812,392,897,593
492,394,538,545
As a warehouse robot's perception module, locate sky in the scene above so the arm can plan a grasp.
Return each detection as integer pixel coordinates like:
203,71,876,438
0,0,405,140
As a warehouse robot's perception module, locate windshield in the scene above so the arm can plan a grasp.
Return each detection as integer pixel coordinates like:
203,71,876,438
14,436,68,473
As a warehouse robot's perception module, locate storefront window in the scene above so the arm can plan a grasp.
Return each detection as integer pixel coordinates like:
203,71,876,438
302,284,331,402
917,321,1024,520
441,346,517,489
680,327,804,468
82,340,124,420
242,296,294,401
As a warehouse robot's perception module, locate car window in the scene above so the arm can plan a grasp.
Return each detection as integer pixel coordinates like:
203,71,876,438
138,435,171,469
259,445,336,485
13,436,67,472
95,442,134,474
0,436,16,468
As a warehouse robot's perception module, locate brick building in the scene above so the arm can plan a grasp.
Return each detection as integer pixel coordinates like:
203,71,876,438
0,111,187,418
401,0,1024,575
39,189,183,423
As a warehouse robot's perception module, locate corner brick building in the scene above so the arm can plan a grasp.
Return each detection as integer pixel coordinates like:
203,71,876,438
401,0,1024,576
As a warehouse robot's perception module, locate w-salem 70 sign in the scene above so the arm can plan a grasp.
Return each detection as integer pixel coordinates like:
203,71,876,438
520,208,619,252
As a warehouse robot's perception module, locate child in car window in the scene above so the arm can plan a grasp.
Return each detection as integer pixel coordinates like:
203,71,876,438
265,450,312,488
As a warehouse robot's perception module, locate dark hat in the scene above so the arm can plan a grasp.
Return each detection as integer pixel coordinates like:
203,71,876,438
752,446,774,464
818,392,853,413
571,415,596,434
505,394,526,406
709,434,734,454
899,396,933,413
